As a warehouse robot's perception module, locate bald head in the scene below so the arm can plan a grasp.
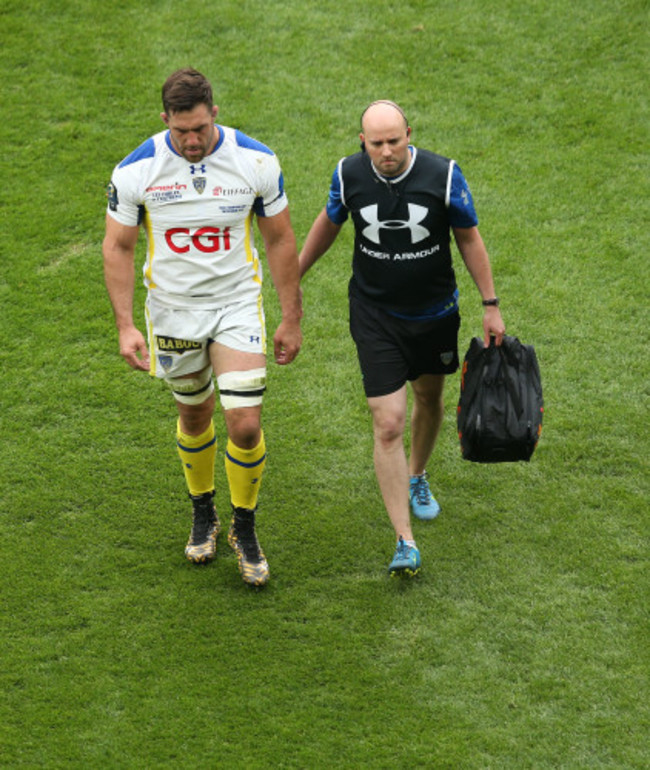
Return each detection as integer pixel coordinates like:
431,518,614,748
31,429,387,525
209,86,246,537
360,100,409,132
359,100,412,177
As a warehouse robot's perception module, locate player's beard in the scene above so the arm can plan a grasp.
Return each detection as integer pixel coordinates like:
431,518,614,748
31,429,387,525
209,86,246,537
178,126,216,162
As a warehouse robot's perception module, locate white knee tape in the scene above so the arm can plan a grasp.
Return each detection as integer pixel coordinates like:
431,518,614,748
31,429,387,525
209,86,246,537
168,367,215,405
217,368,266,410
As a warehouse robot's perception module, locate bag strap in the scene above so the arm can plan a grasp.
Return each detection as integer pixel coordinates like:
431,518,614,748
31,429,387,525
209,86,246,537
499,344,524,418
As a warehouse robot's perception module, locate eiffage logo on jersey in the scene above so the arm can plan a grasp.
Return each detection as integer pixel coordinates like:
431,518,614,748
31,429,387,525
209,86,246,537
165,227,231,254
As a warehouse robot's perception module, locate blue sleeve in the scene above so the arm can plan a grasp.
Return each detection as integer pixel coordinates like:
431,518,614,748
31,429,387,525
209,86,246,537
325,164,349,225
448,163,479,228
118,137,156,168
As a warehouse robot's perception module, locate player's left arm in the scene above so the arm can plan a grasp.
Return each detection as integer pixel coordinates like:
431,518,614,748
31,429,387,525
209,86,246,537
257,207,303,365
453,225,505,347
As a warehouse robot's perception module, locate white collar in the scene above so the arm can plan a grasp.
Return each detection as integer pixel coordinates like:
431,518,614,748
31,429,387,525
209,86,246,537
370,145,416,184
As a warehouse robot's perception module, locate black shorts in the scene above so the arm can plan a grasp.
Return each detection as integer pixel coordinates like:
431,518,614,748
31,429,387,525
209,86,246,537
349,296,460,398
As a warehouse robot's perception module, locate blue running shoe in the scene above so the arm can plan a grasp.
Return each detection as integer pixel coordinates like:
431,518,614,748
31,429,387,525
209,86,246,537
388,536,421,577
409,473,441,520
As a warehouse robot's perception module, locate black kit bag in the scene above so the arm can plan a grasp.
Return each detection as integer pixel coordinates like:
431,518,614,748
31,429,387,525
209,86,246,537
457,335,543,463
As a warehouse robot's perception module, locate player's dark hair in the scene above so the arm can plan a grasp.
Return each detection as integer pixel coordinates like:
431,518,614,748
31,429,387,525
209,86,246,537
162,68,213,114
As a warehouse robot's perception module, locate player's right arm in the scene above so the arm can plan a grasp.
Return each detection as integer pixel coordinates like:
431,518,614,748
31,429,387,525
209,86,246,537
102,215,150,371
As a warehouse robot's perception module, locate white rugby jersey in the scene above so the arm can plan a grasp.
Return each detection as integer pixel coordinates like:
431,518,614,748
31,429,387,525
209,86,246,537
106,125,288,308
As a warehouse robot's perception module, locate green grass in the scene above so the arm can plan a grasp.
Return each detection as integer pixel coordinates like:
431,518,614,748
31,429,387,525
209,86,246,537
1,0,648,767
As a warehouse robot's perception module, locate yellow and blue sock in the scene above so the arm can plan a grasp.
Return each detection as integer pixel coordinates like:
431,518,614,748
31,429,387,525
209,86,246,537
176,419,217,496
225,432,267,510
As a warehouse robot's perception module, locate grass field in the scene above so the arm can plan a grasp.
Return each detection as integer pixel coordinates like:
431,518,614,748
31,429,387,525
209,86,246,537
1,0,648,767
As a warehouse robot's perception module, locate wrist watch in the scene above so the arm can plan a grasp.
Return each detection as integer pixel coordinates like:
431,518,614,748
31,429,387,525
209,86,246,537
482,297,500,307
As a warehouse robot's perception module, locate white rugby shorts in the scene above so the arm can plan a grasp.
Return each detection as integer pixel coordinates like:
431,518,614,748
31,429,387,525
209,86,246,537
145,294,267,379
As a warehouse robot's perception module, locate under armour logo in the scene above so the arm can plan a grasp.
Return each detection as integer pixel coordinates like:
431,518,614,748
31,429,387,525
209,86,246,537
250,335,260,344
359,204,429,245
189,164,206,175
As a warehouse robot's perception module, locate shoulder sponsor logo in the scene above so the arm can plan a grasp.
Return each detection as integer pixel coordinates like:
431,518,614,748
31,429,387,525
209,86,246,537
106,181,119,211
